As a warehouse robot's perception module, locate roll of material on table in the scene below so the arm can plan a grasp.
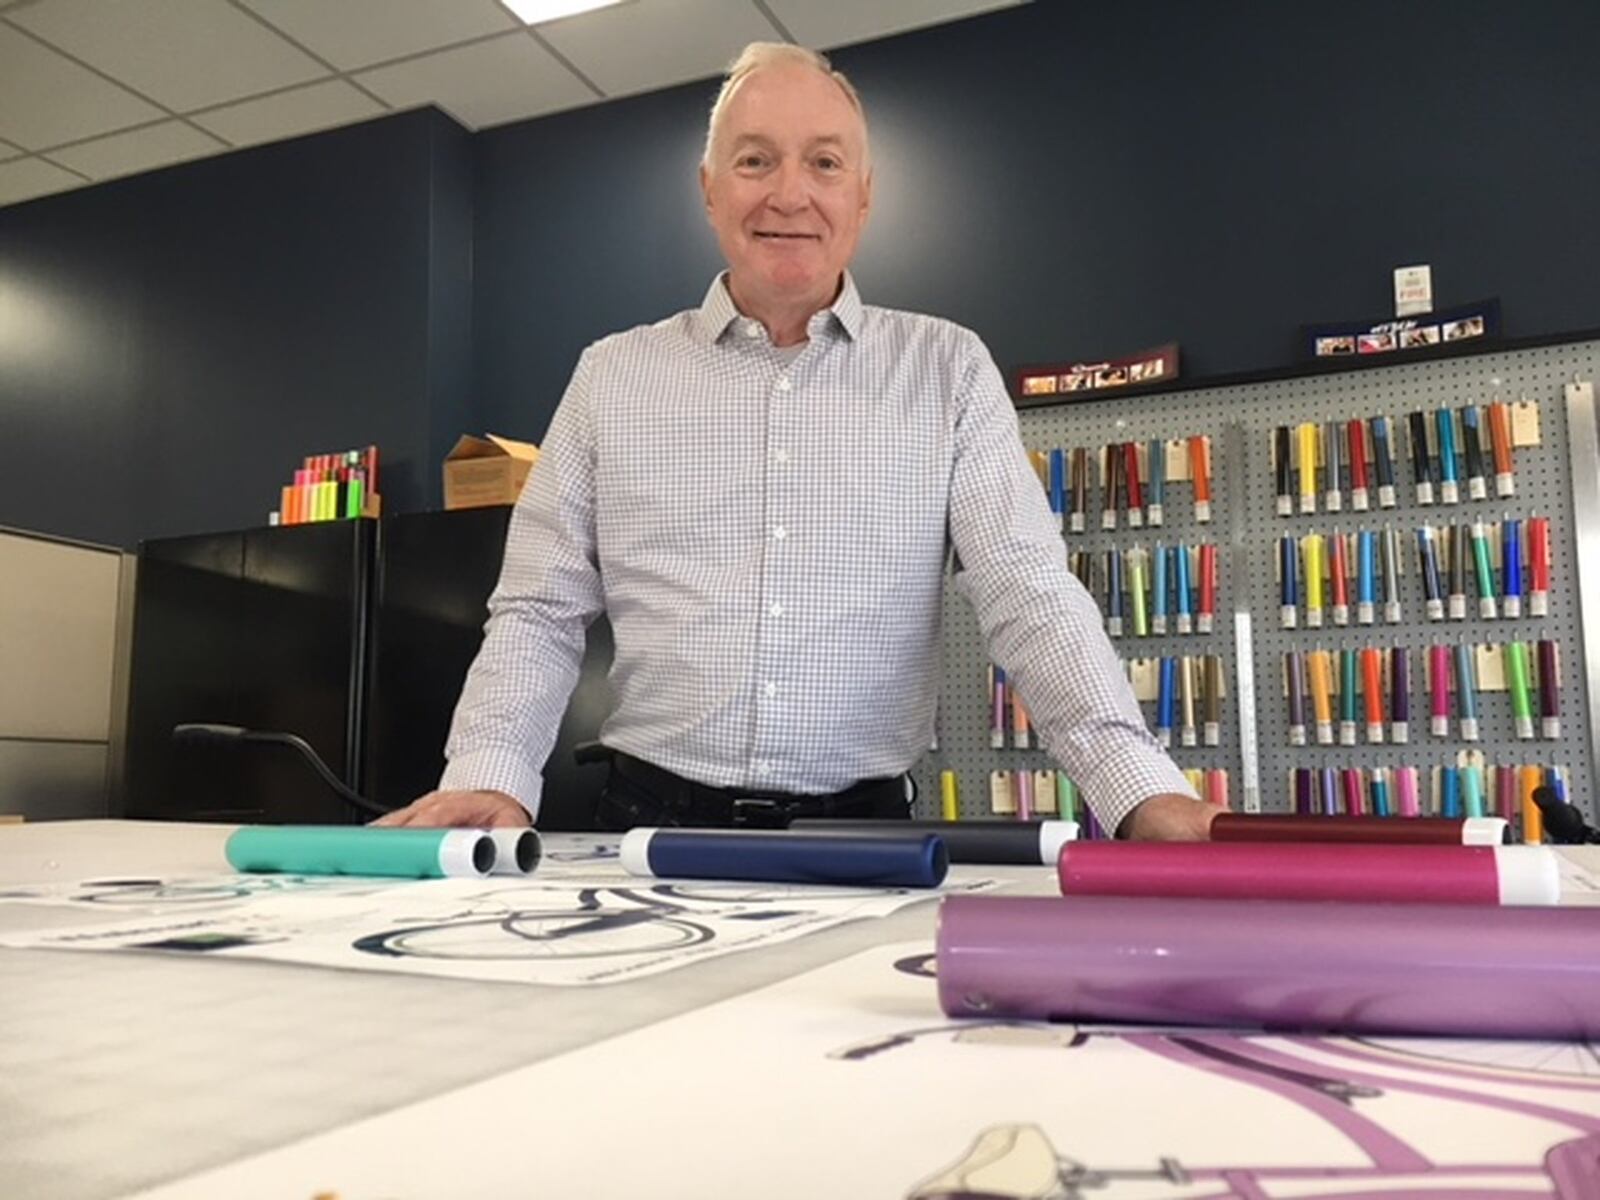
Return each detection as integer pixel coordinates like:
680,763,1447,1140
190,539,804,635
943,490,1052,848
936,894,1600,1038
620,828,947,887
790,819,1078,865
1210,813,1508,845
224,826,495,878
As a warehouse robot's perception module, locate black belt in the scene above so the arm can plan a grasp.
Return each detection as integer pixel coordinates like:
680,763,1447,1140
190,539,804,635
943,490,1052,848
606,750,911,828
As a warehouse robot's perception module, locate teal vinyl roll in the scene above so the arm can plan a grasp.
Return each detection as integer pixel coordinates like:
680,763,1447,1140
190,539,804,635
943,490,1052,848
224,826,494,879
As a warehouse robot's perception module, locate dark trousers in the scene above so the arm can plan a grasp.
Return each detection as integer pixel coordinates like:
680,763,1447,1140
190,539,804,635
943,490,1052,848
595,751,913,831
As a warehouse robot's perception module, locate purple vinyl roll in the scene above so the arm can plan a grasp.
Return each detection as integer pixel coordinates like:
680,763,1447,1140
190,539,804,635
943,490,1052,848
936,894,1600,1039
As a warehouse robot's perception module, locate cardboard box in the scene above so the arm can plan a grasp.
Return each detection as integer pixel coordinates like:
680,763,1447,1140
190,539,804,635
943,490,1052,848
442,434,541,510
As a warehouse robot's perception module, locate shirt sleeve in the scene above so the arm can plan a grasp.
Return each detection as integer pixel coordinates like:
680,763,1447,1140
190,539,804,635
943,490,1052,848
945,333,1196,835
437,349,606,821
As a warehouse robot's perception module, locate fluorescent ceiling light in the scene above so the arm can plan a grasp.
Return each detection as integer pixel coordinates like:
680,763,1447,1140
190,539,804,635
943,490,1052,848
500,0,627,25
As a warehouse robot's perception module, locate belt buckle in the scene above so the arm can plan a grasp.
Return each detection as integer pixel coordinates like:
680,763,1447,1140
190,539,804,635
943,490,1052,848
730,796,787,828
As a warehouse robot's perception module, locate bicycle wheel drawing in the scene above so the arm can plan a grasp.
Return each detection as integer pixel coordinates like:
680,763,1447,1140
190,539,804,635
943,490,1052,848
353,906,716,961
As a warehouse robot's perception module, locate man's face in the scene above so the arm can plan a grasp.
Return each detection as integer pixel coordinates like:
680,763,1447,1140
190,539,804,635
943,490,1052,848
701,64,872,315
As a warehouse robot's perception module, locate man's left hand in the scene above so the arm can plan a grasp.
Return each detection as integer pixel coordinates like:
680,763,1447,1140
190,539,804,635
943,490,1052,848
1118,793,1218,841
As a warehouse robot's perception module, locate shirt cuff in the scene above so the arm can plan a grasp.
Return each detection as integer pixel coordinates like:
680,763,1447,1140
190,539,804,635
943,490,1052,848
438,747,543,823
1076,749,1198,838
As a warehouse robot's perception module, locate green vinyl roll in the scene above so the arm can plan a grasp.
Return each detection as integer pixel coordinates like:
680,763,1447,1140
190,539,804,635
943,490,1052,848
224,825,494,879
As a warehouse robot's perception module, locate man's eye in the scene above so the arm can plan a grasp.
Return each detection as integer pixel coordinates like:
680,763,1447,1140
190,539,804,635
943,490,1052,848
737,154,768,169
815,156,841,171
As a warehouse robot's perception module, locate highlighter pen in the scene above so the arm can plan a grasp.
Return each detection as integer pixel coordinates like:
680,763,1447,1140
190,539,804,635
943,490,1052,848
1518,766,1543,845
1048,448,1066,530
1069,446,1088,533
1528,515,1550,616
1471,519,1498,620
1308,648,1334,746
1382,524,1403,624
1370,767,1391,818
1347,417,1370,511
1435,407,1459,504
1179,655,1198,747
1320,767,1339,816
1274,426,1294,516
1329,530,1350,626
1279,535,1299,629
1338,647,1359,746
1462,404,1488,501
1127,545,1149,638
1294,767,1314,816
989,665,1006,748
1151,541,1169,634
1323,420,1344,512
1488,401,1516,498
1361,646,1385,744
1197,543,1217,634
1449,522,1470,621
1302,533,1326,628
1105,548,1124,638
1408,410,1435,506
1343,768,1366,817
1461,765,1486,819
1298,422,1319,514
1175,542,1193,634
1356,529,1377,626
1190,434,1213,523
1390,645,1411,744
1495,765,1518,827
1286,650,1307,746
1147,438,1166,526
1456,641,1480,742
1101,443,1120,531
1538,639,1561,740
1429,644,1452,738
1016,769,1034,822
1203,654,1223,747
1156,655,1177,748
621,828,947,888
1395,766,1420,819
1417,525,1444,622
940,771,960,821
1506,640,1535,740
1441,768,1463,819
1502,516,1523,619
1370,415,1397,509
1124,442,1144,528
1012,690,1032,750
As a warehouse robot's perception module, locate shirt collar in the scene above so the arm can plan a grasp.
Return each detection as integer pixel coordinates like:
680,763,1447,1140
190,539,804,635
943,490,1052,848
695,271,864,346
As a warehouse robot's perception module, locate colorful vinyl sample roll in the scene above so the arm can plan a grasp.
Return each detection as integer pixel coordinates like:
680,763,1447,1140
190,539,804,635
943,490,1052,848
1057,842,1558,906
1189,434,1212,523
224,826,495,879
619,828,948,887
1210,812,1510,845
936,894,1600,1038
793,819,1078,865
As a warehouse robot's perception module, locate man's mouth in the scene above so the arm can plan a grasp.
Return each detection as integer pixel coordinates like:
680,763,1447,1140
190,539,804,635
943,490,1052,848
754,231,820,241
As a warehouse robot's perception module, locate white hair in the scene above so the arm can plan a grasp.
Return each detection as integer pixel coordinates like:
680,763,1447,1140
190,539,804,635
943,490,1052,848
702,41,869,170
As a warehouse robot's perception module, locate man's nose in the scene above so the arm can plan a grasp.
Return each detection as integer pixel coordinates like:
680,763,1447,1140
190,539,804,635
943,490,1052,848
766,159,809,212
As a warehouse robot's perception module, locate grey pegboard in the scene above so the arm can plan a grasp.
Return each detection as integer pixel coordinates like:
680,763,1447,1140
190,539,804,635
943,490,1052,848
914,340,1599,832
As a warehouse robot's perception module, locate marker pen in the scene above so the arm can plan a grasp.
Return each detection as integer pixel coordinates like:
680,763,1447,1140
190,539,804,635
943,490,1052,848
1197,543,1217,634
1502,516,1523,619
1361,646,1385,744
1303,533,1326,628
1408,410,1435,505
1435,407,1459,504
1105,547,1124,638
1338,647,1359,746
1298,422,1319,514
621,828,947,887
1048,448,1065,530
1329,529,1350,626
1156,655,1177,748
1279,535,1299,629
1461,764,1486,820
1417,525,1444,622
1127,545,1149,637
796,819,1079,865
1274,425,1293,516
1528,515,1550,616
1390,645,1411,743
1395,766,1421,818
1151,541,1169,634
1538,639,1561,740
1175,542,1193,634
1356,529,1377,625
1308,648,1334,745
1190,434,1213,523
1069,446,1088,533
1448,522,1470,621
989,665,1006,748
1370,415,1397,508
1101,443,1120,530
1506,640,1535,740
1147,438,1166,526
1286,650,1307,746
1471,519,1498,619
1488,401,1515,497
1519,765,1543,845
1124,441,1144,528
1347,417,1370,511
1462,405,1489,501
1324,420,1344,512
1429,643,1451,738
1179,655,1198,747
940,771,960,821
1456,641,1480,742
1203,654,1223,747
1440,767,1462,819
1382,524,1403,624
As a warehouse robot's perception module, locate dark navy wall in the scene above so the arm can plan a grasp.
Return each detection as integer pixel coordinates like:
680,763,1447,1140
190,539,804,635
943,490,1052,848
473,0,1600,440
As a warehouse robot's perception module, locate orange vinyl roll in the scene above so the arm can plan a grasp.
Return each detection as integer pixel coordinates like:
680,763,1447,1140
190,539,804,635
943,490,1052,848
1360,647,1384,725
1189,435,1212,502
1488,403,1514,475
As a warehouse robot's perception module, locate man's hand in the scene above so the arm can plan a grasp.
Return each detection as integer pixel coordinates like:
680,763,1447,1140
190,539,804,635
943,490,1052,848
1118,793,1219,841
371,789,530,829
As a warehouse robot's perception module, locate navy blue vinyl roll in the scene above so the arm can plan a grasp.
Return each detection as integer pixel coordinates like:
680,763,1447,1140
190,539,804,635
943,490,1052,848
619,828,948,888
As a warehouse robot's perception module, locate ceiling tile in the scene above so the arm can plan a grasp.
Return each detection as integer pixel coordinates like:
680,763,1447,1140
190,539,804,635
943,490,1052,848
0,155,85,205
354,31,595,129
45,119,222,181
190,79,384,148
239,0,518,71
766,0,1022,51
0,23,165,149
540,0,779,99
9,0,330,111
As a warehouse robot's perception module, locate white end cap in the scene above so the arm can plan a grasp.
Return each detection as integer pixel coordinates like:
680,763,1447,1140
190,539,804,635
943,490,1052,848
619,827,657,876
438,829,494,878
1037,821,1080,865
1494,846,1560,905
1462,817,1509,846
487,828,542,876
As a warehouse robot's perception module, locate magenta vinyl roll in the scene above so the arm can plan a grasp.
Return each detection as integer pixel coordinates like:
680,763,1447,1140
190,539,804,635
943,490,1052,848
936,894,1600,1038
1056,842,1559,906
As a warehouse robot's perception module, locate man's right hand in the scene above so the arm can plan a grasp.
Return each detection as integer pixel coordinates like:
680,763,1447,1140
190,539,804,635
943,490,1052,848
370,789,530,829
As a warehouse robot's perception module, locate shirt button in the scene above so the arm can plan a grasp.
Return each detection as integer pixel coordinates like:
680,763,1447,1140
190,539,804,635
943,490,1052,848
755,760,771,776
776,377,792,393
763,682,778,698
769,603,784,618
774,449,790,464
772,526,787,541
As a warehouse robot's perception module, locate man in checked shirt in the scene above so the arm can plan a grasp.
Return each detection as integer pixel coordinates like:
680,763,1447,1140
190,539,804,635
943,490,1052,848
376,42,1215,841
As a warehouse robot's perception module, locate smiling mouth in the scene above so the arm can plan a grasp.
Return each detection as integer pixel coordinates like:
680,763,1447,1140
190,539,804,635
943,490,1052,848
754,232,820,241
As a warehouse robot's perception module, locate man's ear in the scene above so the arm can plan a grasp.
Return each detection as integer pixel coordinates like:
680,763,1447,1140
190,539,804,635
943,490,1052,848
860,167,874,226
699,163,714,219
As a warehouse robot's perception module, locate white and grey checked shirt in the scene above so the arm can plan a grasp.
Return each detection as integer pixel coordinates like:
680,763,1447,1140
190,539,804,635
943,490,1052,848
440,273,1193,833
